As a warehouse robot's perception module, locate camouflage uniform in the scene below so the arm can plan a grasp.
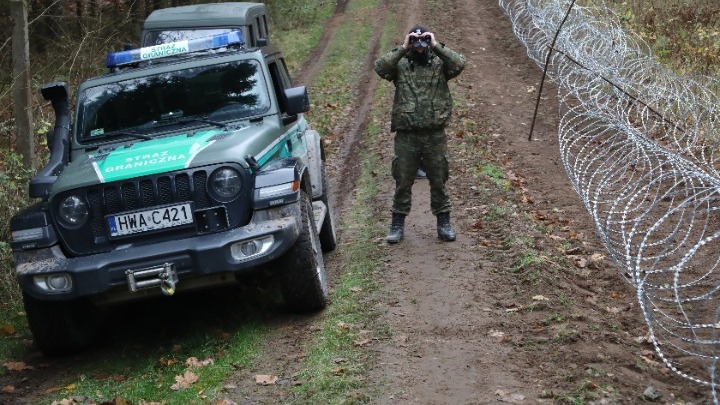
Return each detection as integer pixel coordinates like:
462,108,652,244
375,42,466,216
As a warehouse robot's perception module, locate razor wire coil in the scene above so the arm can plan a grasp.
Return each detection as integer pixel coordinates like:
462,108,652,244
499,0,720,399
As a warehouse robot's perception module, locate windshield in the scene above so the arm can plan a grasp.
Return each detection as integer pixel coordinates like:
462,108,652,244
144,28,238,46
77,59,270,143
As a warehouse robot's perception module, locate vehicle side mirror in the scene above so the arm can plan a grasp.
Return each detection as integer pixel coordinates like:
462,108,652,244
284,86,309,115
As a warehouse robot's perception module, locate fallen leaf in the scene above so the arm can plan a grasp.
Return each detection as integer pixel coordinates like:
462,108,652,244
0,324,16,335
186,357,214,368
640,355,661,367
610,292,622,299
588,253,605,266
2,385,15,394
349,287,362,292
4,361,33,371
255,374,278,385
353,338,371,347
489,330,505,338
171,370,199,390
532,295,549,301
605,306,622,314
158,357,179,367
337,322,356,330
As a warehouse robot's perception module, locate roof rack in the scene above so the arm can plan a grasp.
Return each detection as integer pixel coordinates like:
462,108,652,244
106,31,245,69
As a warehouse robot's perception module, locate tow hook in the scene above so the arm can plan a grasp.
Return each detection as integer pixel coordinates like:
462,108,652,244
126,263,178,296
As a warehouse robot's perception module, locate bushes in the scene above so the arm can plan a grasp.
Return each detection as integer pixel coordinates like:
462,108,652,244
610,0,720,75
0,150,33,304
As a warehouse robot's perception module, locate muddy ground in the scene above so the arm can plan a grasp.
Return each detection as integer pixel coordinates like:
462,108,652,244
1,0,713,404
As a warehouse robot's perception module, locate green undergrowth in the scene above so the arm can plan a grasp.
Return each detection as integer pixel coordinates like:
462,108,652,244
607,0,720,76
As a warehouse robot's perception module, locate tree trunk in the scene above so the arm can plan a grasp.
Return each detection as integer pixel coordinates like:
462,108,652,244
10,0,34,170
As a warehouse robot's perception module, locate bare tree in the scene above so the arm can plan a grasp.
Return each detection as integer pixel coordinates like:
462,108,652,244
10,0,34,170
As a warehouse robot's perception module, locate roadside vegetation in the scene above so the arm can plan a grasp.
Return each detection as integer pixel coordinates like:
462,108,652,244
608,0,720,76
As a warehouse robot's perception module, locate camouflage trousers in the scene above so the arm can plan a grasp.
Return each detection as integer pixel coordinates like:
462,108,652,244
391,129,451,216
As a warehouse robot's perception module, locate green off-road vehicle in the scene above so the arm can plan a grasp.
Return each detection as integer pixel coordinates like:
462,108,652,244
9,29,336,355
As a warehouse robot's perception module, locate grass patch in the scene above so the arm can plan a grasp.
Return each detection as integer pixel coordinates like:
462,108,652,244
55,323,264,404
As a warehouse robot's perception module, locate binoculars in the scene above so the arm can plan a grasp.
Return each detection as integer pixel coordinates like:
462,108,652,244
411,35,430,48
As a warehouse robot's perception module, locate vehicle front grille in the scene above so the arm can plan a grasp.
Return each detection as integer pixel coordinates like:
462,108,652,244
53,163,253,256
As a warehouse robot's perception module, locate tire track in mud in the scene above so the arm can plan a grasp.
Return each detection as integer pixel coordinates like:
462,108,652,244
323,0,390,212
294,0,349,87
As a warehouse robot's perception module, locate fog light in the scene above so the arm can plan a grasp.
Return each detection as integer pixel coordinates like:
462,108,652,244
33,274,72,292
241,241,259,256
230,236,274,260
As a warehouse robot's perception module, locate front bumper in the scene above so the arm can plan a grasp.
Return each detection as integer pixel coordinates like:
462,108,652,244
14,203,302,302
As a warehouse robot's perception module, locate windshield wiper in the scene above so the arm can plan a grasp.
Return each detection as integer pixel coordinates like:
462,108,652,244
110,131,152,141
155,117,228,129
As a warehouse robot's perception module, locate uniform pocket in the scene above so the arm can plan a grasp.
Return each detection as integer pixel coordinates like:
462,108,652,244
433,102,452,126
392,101,417,130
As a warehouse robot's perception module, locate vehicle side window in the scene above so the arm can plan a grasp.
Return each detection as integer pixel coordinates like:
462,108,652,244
247,27,256,47
256,16,267,42
278,58,293,87
268,59,294,123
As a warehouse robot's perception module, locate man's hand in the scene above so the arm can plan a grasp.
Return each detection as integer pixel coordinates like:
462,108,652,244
402,33,413,50
425,32,438,47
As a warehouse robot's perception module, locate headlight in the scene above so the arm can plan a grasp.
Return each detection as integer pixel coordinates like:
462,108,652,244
210,167,242,200
58,195,89,228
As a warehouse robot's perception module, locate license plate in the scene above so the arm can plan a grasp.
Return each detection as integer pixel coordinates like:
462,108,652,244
107,203,193,237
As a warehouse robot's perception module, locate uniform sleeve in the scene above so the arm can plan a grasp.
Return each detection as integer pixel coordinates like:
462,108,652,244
432,43,466,80
374,47,409,81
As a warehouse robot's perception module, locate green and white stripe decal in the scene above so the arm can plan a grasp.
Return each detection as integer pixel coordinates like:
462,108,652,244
254,120,307,167
90,130,222,183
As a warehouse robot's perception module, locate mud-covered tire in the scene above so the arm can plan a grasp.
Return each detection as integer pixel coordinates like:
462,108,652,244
318,165,337,252
23,293,100,356
278,190,329,312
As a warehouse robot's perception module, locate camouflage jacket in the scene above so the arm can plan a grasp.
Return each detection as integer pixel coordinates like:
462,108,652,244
374,43,466,132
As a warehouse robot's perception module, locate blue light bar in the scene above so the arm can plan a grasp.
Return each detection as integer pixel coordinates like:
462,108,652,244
106,31,245,68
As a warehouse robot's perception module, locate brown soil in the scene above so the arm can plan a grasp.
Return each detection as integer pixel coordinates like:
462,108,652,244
0,0,712,404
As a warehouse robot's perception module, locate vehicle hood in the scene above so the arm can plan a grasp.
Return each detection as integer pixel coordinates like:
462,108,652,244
51,123,281,195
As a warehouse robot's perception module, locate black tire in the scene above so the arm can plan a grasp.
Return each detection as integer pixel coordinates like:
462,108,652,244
318,165,337,252
23,293,100,356
278,190,329,312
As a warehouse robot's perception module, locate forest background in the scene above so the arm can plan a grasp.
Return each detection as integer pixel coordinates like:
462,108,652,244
0,0,718,336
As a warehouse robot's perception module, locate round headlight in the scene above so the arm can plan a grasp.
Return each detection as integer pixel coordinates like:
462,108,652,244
58,195,89,228
210,167,242,200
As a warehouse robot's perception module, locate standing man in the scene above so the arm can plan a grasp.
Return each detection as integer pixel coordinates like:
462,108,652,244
375,25,466,244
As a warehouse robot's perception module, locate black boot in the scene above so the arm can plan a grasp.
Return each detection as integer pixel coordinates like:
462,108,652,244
387,213,405,244
436,212,456,241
